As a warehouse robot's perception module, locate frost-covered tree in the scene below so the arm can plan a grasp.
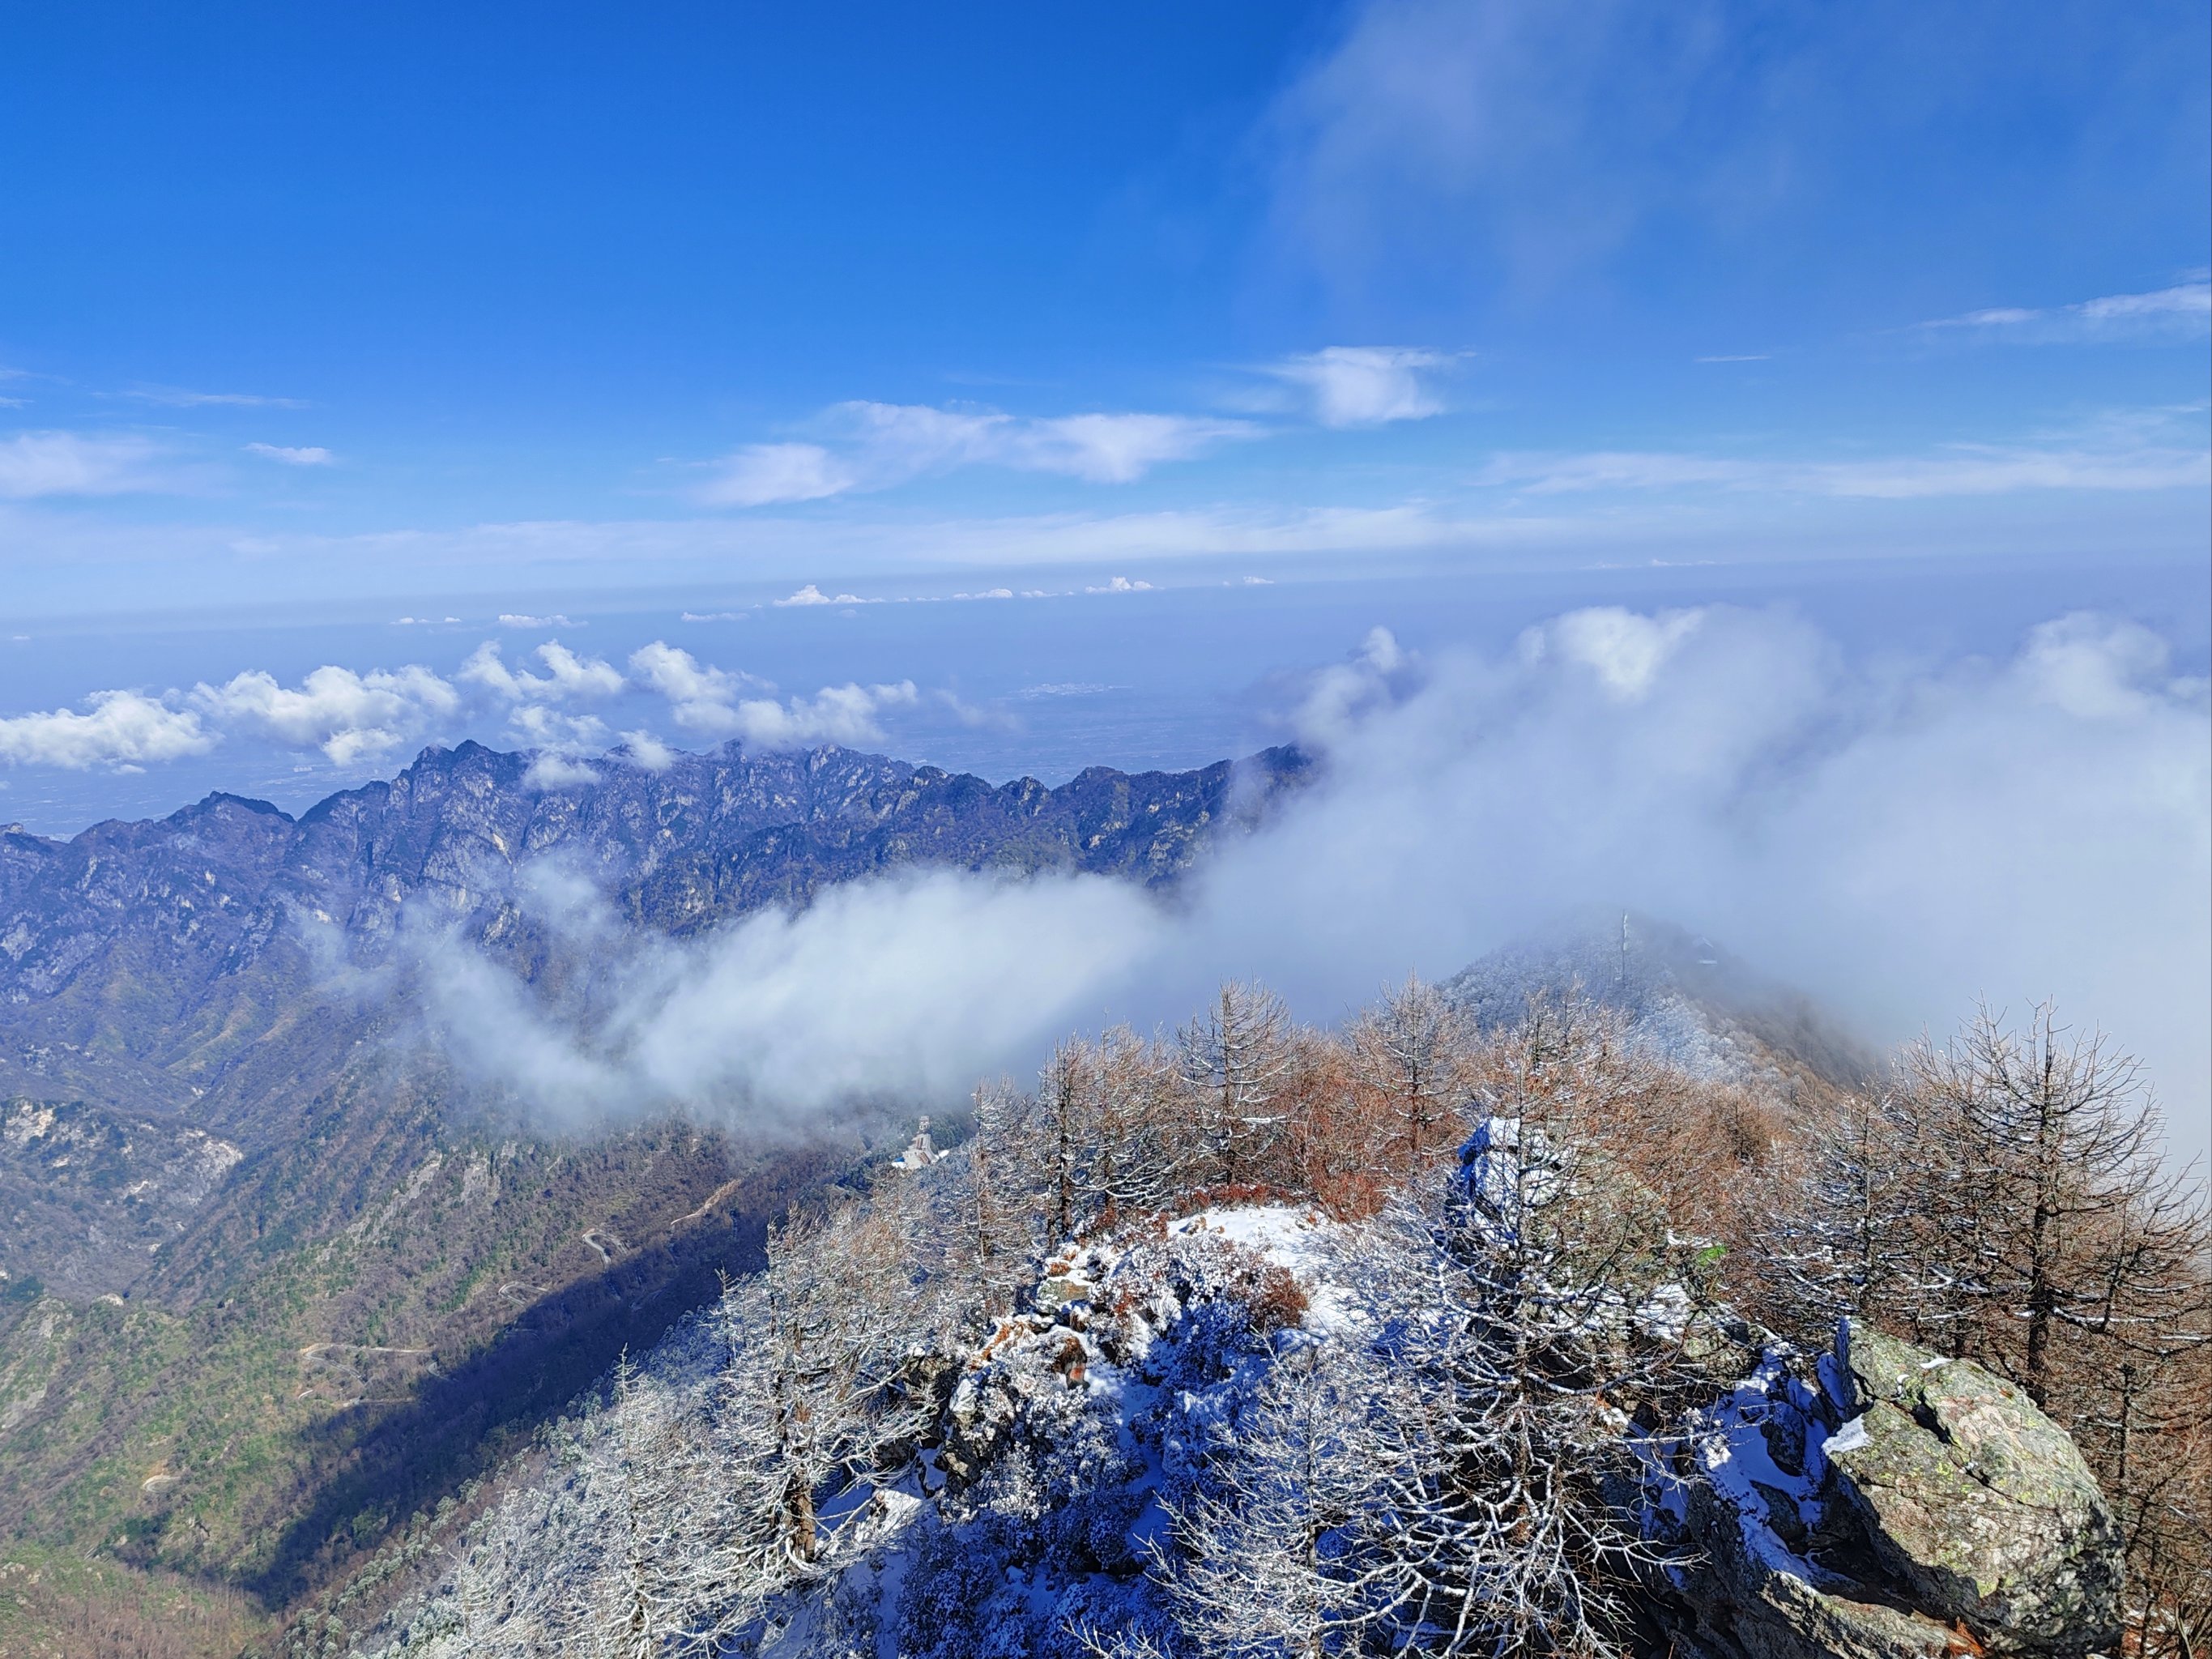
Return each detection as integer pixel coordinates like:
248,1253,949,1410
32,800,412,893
1169,1334,1413,1657
1756,1083,1955,1336
708,1196,940,1600
1349,1003,1703,1657
556,1354,736,1657
944,1077,1046,1310
1178,981,1303,1186
1032,1028,1188,1237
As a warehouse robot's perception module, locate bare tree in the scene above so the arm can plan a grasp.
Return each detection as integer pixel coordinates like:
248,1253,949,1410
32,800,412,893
1906,1004,2210,1407
1756,1083,1955,1337
1346,975,1469,1173
1349,1007,1699,1657
1779,1002,2212,1654
1178,981,1302,1186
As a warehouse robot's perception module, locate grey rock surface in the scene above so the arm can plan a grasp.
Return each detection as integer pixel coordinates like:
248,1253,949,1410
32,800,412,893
1828,1320,2124,1656
1672,1321,2124,1659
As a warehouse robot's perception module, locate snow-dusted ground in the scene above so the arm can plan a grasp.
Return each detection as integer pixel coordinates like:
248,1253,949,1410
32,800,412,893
357,1202,1366,1657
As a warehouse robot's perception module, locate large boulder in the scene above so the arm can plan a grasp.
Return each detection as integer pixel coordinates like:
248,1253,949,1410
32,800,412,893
1826,1321,2124,1655
1668,1321,2125,1659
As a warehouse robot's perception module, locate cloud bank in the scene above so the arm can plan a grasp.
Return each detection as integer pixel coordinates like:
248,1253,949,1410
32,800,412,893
2,637,935,774
414,865,1161,1129
401,605,2210,1171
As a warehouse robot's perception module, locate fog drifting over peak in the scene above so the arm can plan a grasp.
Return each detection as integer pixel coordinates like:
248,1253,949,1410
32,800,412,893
411,603,2211,1170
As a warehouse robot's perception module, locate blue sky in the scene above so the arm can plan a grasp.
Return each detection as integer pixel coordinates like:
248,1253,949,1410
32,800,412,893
3,2,2208,1146
2,0,2208,810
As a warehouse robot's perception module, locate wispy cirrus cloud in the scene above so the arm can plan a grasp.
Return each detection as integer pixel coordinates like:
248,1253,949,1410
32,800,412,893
1261,346,1455,426
0,431,173,498
696,399,1255,506
1477,420,2212,501
1920,280,2211,345
116,385,309,408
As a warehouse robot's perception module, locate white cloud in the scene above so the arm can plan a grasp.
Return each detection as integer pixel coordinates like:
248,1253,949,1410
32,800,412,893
118,386,308,408
1265,346,1451,426
0,432,171,498
1019,682,1113,698
410,605,2212,1176
411,866,1162,1128
506,705,610,752
1085,576,1155,593
394,616,462,625
696,400,1253,505
1291,625,1415,748
193,663,461,763
1922,280,2212,343
627,638,918,748
458,641,623,702
722,681,919,750
680,611,750,622
454,643,622,759
1524,608,1703,700
1477,429,2212,500
522,753,600,791
618,731,678,771
244,442,335,466
774,583,871,607
1195,606,2212,1167
697,442,859,508
497,612,578,629
1266,0,1744,293
0,692,215,770
627,641,759,732
1011,412,1251,482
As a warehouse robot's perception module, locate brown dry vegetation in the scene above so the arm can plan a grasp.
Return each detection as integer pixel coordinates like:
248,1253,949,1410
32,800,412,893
965,981,2206,1657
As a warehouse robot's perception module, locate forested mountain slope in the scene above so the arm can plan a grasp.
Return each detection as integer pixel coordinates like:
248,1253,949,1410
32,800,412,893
0,740,1303,1649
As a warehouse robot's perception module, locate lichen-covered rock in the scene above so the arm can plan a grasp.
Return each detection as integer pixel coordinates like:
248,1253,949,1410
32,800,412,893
1826,1320,2124,1656
1669,1322,2125,1659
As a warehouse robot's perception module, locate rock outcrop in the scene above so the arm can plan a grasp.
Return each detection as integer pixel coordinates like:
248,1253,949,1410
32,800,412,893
1669,1319,2125,1659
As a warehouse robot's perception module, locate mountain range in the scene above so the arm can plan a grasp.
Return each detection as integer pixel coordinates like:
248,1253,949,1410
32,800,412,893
0,739,1305,1638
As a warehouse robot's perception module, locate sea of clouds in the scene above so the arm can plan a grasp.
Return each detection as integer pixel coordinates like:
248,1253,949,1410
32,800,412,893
390,604,2210,1171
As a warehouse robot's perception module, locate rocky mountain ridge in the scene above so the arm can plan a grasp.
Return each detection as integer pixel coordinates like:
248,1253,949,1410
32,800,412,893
0,738,1310,1640
0,739,1307,1149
